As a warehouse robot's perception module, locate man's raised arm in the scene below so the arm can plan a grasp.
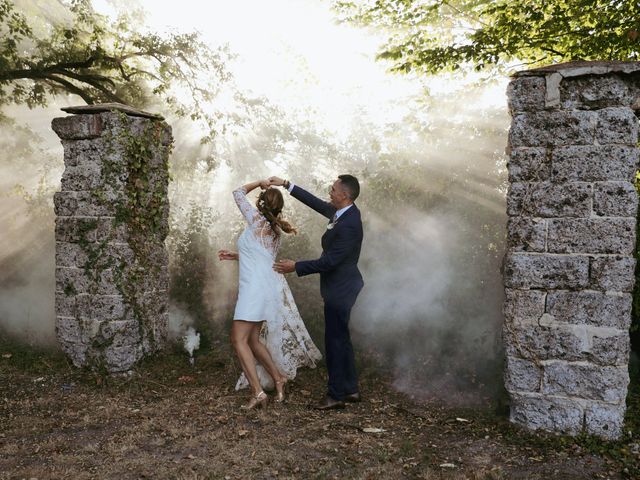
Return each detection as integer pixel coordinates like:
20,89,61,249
269,176,335,219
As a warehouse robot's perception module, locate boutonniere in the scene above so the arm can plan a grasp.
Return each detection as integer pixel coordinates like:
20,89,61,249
326,222,335,230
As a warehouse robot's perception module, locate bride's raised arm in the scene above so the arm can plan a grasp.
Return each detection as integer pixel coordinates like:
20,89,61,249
232,179,270,224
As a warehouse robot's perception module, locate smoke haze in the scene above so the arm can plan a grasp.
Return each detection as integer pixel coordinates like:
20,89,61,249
0,0,509,404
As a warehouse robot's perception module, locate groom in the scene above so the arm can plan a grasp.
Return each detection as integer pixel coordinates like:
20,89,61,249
271,175,364,410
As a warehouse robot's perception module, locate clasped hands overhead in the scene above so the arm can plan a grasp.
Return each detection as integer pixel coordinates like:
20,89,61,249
256,176,287,190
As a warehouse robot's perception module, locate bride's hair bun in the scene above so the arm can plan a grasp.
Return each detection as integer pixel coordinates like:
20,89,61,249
256,189,297,235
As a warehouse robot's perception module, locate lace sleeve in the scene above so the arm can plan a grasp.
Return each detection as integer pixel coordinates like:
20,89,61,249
233,187,260,225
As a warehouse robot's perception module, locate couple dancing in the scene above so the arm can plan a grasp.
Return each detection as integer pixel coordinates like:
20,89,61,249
218,175,364,410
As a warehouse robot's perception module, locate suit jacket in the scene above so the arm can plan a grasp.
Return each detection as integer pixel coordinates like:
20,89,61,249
292,185,364,304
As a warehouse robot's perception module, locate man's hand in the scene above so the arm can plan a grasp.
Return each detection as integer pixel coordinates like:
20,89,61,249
218,249,239,261
273,259,296,274
269,176,285,187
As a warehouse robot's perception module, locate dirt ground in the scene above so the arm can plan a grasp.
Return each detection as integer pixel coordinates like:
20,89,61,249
1,340,638,480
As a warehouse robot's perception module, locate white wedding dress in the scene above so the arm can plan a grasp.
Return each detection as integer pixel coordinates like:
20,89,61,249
232,187,322,390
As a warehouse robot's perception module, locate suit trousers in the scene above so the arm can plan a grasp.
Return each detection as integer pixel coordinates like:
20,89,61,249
324,295,359,401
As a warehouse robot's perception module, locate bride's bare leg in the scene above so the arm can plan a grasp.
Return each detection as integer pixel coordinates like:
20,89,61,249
231,320,262,396
248,323,287,391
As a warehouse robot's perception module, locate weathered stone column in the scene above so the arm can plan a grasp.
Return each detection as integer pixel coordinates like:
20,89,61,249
52,104,172,373
503,61,640,439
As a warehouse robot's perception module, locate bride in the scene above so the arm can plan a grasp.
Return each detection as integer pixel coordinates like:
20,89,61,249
218,179,322,409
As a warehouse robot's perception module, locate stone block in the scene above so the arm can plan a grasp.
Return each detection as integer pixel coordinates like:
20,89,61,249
55,267,120,296
54,191,116,217
507,77,547,112
507,182,591,218
510,393,583,435
75,294,130,321
590,330,630,366
55,295,78,318
95,320,141,349
551,145,639,182
55,315,82,345
52,114,103,140
55,217,99,243
546,290,632,329
506,217,546,252
509,111,596,147
542,361,629,403
56,242,135,270
60,139,99,167
503,289,546,322
547,218,635,254
506,321,628,366
596,107,638,145
160,124,173,146
508,147,550,182
589,256,636,292
504,322,587,363
585,402,626,439
593,182,638,217
504,253,589,289
505,356,542,393
60,162,103,191
560,75,633,110
103,344,143,372
56,241,89,268
95,218,129,243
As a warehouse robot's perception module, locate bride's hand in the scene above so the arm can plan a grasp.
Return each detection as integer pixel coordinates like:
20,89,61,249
259,179,271,190
218,249,238,261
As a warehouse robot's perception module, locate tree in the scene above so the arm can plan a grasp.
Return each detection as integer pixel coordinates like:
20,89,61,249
333,0,640,74
0,0,239,143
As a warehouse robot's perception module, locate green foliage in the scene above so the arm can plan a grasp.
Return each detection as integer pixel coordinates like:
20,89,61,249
0,0,236,145
334,0,640,74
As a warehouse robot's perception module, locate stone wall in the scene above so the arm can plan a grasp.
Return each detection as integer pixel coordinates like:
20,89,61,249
52,105,172,373
503,62,640,439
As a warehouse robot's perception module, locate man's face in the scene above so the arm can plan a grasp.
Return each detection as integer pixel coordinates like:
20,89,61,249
329,179,348,208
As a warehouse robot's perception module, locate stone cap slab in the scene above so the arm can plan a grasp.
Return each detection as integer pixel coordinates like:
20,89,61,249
513,61,640,78
61,102,164,120
511,61,640,109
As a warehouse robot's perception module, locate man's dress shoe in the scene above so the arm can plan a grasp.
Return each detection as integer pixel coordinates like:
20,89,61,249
315,395,345,410
344,392,361,403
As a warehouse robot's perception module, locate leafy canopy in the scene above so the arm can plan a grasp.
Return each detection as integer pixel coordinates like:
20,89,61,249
333,0,640,74
0,0,236,141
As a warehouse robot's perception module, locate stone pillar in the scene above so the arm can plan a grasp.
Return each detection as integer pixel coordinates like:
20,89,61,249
503,61,640,439
52,104,172,373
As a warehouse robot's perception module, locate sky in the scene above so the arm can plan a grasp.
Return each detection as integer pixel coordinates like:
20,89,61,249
93,0,508,134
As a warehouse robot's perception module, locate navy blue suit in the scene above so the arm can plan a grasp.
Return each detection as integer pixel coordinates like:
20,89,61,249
292,185,364,401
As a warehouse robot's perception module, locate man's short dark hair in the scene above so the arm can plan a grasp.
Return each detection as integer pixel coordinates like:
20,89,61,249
338,174,360,201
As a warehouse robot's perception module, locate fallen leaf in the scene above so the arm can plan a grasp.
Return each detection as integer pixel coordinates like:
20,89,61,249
2,353,12,359
178,375,195,383
455,417,470,423
440,463,456,468
238,429,249,437
362,427,386,433
300,389,311,396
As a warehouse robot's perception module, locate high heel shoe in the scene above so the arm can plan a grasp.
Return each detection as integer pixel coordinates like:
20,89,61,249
242,391,268,410
275,378,288,403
